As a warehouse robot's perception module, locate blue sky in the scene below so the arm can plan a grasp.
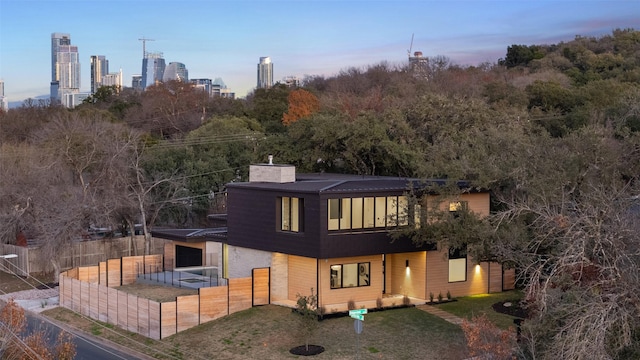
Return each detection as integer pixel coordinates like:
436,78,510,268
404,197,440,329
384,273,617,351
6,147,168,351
0,0,638,103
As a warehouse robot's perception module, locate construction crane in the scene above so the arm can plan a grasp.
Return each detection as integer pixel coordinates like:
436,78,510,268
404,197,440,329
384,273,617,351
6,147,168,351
138,37,155,58
407,33,414,58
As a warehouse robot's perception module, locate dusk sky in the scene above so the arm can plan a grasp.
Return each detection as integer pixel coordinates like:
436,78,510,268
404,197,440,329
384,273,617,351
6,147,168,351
0,0,638,104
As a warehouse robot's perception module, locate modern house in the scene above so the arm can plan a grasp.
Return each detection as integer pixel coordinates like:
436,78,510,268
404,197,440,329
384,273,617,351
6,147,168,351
153,161,514,312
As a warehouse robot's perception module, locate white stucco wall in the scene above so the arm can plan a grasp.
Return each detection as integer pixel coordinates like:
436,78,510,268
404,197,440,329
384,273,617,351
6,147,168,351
227,245,272,278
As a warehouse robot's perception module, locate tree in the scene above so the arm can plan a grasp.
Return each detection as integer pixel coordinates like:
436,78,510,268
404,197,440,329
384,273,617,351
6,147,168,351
247,83,290,134
501,44,545,68
282,89,320,125
0,299,76,359
123,80,208,138
294,288,320,353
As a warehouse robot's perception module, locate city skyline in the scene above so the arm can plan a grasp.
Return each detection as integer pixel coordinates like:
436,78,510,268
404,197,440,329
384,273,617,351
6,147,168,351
0,1,637,106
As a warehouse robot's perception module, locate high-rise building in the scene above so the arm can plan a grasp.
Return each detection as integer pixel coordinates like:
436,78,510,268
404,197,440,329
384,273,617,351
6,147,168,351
90,55,109,94
0,79,7,112
131,75,143,91
409,51,429,79
56,44,81,107
101,69,123,90
50,32,71,101
191,78,212,96
141,52,165,89
163,62,188,82
257,56,273,89
282,76,300,88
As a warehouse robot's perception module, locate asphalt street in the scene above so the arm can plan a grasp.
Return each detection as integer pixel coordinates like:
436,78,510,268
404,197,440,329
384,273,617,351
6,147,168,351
25,312,149,360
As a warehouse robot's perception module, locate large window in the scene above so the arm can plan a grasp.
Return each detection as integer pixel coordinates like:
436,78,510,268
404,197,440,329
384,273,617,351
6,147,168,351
328,195,414,231
330,262,370,289
280,197,303,232
448,247,467,282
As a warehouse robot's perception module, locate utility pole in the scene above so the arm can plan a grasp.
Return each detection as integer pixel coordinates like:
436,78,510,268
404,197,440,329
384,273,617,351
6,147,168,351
138,37,155,58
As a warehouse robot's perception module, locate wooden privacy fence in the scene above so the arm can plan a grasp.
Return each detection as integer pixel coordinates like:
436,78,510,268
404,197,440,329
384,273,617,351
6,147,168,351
59,255,270,339
0,237,169,275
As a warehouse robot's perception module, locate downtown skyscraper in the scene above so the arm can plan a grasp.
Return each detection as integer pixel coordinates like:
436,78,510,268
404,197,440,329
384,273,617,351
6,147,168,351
90,55,109,94
257,57,273,89
50,32,81,106
0,79,7,112
163,62,188,82
141,52,165,89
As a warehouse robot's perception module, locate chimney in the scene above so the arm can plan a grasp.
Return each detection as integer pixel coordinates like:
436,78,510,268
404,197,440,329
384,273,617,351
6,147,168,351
248,154,295,183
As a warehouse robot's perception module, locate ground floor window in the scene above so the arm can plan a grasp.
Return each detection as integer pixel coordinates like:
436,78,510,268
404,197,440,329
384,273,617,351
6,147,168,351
448,247,467,282
330,262,370,289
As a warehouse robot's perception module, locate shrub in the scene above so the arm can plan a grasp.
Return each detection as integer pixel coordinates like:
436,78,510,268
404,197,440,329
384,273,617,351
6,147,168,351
347,299,356,310
429,292,434,302
437,292,443,302
402,295,411,306
461,313,516,360
376,297,383,309
446,290,452,300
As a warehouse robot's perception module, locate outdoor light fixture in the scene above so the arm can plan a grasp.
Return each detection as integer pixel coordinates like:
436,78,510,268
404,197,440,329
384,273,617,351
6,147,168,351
406,259,409,268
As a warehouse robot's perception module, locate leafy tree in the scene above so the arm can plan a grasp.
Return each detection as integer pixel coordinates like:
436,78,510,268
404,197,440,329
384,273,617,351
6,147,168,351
501,44,544,68
247,84,290,134
0,299,76,359
282,89,320,125
285,112,421,176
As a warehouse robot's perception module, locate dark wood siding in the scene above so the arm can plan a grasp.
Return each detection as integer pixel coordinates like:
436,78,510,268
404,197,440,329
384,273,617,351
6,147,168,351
227,186,435,259
227,187,322,257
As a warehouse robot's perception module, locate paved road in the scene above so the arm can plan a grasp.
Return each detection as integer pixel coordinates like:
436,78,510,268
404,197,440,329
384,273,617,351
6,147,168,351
25,312,149,360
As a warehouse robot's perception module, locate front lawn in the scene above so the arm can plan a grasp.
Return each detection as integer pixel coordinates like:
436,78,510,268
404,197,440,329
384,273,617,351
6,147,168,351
46,304,468,359
435,290,524,329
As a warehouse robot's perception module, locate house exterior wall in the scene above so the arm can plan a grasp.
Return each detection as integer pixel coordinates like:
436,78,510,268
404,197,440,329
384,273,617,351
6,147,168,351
227,187,324,258
270,253,288,302
227,245,271,278
287,255,317,302
424,192,490,216
317,255,384,310
387,252,427,299
164,241,220,270
425,249,490,298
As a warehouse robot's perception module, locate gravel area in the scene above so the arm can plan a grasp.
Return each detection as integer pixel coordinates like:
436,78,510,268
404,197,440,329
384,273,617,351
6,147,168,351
0,287,60,313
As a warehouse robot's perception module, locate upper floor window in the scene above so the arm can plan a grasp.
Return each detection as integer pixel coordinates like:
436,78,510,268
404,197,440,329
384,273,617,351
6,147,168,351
449,201,468,218
328,195,412,231
279,196,303,232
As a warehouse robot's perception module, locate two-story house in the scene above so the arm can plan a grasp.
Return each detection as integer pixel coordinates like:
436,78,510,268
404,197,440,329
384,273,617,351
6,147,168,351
153,162,514,312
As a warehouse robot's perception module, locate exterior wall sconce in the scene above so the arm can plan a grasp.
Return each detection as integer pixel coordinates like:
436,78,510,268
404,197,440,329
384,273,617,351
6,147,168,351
406,259,409,268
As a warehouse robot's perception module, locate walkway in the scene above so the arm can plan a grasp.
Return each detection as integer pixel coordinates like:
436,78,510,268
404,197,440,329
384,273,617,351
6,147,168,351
416,303,465,325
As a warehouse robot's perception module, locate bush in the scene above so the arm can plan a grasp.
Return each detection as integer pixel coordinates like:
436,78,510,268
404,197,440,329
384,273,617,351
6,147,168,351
461,313,516,360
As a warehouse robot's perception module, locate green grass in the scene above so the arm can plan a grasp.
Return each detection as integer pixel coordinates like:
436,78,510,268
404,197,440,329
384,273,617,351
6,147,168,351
436,290,524,329
41,292,522,359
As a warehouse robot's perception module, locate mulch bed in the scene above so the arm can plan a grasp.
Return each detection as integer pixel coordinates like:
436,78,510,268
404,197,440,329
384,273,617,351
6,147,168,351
492,299,528,319
289,345,325,356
